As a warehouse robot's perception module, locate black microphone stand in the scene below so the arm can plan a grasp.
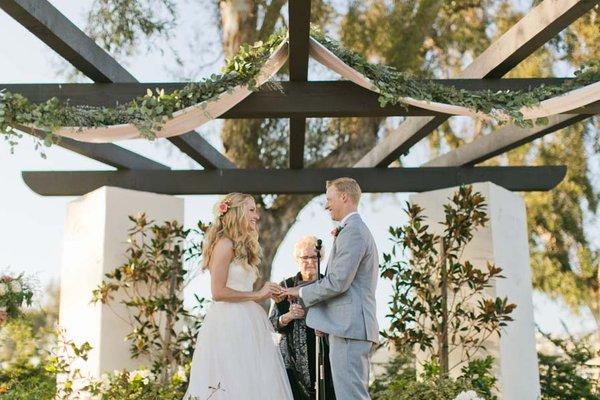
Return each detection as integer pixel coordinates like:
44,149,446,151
315,239,326,400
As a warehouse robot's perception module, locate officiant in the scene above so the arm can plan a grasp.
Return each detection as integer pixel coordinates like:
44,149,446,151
269,236,336,400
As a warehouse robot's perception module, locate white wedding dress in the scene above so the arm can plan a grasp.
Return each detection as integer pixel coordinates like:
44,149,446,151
183,262,293,400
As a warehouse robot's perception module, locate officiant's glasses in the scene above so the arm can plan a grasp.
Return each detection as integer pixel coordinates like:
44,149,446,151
298,255,318,261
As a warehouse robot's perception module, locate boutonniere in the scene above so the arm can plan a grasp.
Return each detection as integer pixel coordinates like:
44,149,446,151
331,225,344,238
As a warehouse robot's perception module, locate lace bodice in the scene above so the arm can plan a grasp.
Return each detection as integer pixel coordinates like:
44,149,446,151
226,262,257,292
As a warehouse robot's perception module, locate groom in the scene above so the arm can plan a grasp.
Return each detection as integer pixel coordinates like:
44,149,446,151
284,177,379,400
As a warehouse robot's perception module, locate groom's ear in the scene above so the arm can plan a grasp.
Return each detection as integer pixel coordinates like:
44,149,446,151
340,192,348,203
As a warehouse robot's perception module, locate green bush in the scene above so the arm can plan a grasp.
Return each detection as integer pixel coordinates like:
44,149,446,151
538,332,600,400
0,363,55,400
370,350,496,400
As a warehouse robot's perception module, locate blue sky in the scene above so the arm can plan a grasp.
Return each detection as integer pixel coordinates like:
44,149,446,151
0,0,596,335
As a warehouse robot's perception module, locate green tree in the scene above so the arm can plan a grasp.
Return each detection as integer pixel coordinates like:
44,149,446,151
380,186,516,375
459,6,599,327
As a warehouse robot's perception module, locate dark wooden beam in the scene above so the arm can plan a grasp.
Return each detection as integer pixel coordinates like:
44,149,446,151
488,1,600,77
425,114,590,167
357,0,599,167
289,118,306,168
22,166,566,196
288,0,311,81
463,115,589,166
0,0,170,169
17,125,169,170
168,134,236,169
0,0,135,82
288,0,311,169
3,80,597,117
1,0,233,169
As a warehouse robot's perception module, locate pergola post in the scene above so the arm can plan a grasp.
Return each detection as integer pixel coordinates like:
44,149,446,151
58,186,184,378
410,182,540,400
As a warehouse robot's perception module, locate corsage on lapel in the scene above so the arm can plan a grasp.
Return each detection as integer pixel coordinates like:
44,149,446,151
331,225,344,238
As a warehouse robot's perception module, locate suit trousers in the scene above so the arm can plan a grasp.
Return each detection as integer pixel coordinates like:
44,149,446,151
328,335,373,400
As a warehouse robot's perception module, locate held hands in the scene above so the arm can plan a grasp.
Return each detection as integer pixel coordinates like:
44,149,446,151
256,282,284,302
282,286,300,300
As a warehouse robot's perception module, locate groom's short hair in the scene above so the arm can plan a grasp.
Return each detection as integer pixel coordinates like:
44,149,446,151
326,177,362,204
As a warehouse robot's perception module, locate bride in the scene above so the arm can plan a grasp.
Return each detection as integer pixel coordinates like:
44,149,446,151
183,193,293,400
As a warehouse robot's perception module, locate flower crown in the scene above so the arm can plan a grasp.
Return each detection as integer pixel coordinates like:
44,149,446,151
218,201,231,217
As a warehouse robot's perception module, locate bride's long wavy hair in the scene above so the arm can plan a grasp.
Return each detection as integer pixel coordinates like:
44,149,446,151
202,193,261,275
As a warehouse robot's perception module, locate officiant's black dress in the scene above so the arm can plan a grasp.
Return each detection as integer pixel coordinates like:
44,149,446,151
269,273,337,400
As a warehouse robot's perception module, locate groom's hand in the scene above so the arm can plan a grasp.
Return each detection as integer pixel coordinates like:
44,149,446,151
283,286,300,299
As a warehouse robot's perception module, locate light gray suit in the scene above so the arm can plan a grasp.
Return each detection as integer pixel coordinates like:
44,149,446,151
301,213,379,399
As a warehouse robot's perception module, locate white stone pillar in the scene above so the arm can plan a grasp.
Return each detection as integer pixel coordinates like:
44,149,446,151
410,182,540,400
59,186,184,377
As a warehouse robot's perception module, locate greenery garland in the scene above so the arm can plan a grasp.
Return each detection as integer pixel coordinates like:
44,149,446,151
0,27,598,151
310,28,600,126
0,30,287,147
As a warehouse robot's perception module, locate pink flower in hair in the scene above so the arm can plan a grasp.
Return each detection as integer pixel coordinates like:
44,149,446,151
218,201,230,216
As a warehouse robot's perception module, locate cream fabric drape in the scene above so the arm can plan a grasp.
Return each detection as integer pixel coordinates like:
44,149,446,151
24,36,599,143
309,37,600,122
50,40,289,143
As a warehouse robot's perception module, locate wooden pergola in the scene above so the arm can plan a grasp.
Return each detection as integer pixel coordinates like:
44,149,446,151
2,0,598,196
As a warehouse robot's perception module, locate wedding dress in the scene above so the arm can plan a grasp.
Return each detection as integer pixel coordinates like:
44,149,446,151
183,262,293,400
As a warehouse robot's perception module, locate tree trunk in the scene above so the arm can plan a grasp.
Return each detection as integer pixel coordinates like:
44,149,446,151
439,242,449,375
219,0,258,55
587,277,600,330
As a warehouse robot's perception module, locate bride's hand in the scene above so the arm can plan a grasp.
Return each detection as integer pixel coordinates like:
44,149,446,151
256,282,282,301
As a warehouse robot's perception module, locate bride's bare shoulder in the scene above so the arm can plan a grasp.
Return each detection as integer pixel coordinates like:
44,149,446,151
214,237,234,250
210,237,234,264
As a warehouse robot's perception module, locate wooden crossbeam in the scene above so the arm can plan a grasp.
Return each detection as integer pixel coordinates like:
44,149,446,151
0,0,170,169
22,166,566,196
356,0,599,168
4,80,598,117
1,0,234,169
17,125,169,170
423,114,591,167
288,0,311,169
0,0,135,82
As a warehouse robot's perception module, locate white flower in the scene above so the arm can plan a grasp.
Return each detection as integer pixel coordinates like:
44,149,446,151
99,373,112,391
129,369,154,385
10,280,21,293
0,284,7,297
454,390,484,400
174,365,187,382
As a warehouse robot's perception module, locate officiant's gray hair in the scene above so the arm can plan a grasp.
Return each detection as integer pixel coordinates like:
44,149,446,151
293,235,325,259
326,177,362,204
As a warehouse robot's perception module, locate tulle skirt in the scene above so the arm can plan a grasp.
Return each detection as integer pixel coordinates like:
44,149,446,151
183,300,293,400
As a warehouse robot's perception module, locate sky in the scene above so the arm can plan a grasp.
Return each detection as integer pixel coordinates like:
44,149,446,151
0,0,596,336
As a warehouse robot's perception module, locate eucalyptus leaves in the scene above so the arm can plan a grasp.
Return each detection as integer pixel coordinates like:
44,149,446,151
310,28,600,126
0,30,287,147
0,27,598,150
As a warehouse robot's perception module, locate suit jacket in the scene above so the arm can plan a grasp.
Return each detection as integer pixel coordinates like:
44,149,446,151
301,214,379,343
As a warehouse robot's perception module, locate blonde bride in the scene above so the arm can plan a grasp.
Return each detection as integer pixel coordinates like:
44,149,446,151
183,193,293,400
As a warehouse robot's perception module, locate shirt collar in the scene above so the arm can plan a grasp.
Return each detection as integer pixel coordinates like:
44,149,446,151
339,211,359,227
